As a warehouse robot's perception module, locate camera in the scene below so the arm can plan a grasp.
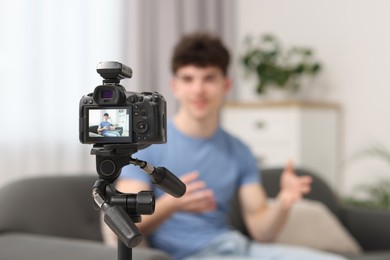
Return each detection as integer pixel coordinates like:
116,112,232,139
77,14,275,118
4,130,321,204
79,61,167,145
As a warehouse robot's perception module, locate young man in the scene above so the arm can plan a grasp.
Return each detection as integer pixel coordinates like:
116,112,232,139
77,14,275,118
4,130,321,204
98,113,120,137
118,32,345,260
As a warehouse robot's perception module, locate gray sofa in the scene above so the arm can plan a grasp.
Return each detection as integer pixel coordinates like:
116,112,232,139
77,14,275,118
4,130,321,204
1,169,390,260
0,175,170,260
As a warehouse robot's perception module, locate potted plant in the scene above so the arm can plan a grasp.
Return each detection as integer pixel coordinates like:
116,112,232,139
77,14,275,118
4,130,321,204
241,34,322,97
343,143,390,210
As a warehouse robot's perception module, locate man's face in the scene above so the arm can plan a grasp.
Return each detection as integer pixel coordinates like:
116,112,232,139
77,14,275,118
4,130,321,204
171,65,231,121
103,115,109,121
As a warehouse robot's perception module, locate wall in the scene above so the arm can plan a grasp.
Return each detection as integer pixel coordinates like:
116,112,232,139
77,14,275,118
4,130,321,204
235,0,390,195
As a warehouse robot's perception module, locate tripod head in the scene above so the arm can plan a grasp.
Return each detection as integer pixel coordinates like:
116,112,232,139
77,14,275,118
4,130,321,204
90,144,186,250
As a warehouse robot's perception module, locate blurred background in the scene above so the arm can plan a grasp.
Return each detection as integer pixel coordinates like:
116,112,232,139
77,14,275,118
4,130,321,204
1,0,390,200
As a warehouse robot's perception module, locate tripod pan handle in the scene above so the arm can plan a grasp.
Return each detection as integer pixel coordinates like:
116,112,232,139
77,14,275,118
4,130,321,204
102,204,142,248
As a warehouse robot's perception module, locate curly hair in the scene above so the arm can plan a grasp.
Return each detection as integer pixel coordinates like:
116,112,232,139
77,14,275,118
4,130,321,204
171,32,230,75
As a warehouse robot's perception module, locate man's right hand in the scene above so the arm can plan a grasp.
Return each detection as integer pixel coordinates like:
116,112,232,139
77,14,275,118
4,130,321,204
172,171,216,213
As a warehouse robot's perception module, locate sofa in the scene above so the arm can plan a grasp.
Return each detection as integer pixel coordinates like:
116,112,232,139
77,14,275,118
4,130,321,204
89,125,123,137
1,168,390,260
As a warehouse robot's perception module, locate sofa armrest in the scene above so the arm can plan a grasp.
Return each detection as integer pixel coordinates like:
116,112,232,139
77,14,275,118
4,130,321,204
340,206,390,251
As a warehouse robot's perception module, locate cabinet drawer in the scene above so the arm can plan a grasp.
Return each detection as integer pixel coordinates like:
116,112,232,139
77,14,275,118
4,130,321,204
221,108,296,143
241,137,293,162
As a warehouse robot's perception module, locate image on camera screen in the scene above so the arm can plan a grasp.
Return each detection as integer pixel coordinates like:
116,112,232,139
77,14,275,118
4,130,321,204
88,108,130,138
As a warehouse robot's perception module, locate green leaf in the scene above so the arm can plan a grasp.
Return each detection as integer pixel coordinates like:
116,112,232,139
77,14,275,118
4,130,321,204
262,34,275,42
274,69,290,86
294,64,305,74
256,81,267,94
312,63,321,74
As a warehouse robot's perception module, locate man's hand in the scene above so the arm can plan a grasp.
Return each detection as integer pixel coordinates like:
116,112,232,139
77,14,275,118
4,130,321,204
173,171,216,213
278,160,312,209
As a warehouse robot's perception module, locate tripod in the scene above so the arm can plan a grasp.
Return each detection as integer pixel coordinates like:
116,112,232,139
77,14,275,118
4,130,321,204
90,144,186,260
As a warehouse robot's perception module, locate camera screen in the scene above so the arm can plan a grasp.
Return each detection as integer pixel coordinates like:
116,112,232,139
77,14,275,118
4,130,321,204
87,108,130,140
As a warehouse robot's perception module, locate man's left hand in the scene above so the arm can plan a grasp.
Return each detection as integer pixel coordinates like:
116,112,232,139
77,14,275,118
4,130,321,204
278,160,312,209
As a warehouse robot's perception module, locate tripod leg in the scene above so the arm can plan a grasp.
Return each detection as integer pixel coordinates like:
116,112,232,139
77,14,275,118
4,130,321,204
118,240,132,260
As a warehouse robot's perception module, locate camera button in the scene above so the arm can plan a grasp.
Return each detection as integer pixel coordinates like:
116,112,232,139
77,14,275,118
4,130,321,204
136,121,149,133
127,95,137,103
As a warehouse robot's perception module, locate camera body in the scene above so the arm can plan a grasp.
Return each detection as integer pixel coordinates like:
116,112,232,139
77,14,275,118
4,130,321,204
79,61,167,145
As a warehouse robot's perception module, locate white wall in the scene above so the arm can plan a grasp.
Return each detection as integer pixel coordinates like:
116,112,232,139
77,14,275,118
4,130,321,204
235,0,390,195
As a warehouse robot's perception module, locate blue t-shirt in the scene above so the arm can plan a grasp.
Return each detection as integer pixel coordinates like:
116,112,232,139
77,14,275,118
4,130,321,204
99,121,111,134
120,120,260,259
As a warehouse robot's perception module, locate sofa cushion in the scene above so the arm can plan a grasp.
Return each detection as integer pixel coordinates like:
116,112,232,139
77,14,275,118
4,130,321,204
0,175,102,241
273,199,362,256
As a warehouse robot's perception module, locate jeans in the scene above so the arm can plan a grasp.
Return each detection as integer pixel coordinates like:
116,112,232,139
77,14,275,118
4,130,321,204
102,131,120,137
186,231,347,260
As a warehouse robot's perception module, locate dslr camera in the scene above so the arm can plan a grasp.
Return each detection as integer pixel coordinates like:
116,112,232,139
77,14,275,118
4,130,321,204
79,61,167,145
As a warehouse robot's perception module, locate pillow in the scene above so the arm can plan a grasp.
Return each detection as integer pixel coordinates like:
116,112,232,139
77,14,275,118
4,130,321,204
273,199,362,255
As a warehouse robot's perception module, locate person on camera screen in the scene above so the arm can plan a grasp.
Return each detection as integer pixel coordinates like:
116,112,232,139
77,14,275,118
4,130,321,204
98,113,120,137
115,32,345,260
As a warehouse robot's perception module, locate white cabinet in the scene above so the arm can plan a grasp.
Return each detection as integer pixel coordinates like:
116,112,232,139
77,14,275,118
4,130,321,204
221,101,340,190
